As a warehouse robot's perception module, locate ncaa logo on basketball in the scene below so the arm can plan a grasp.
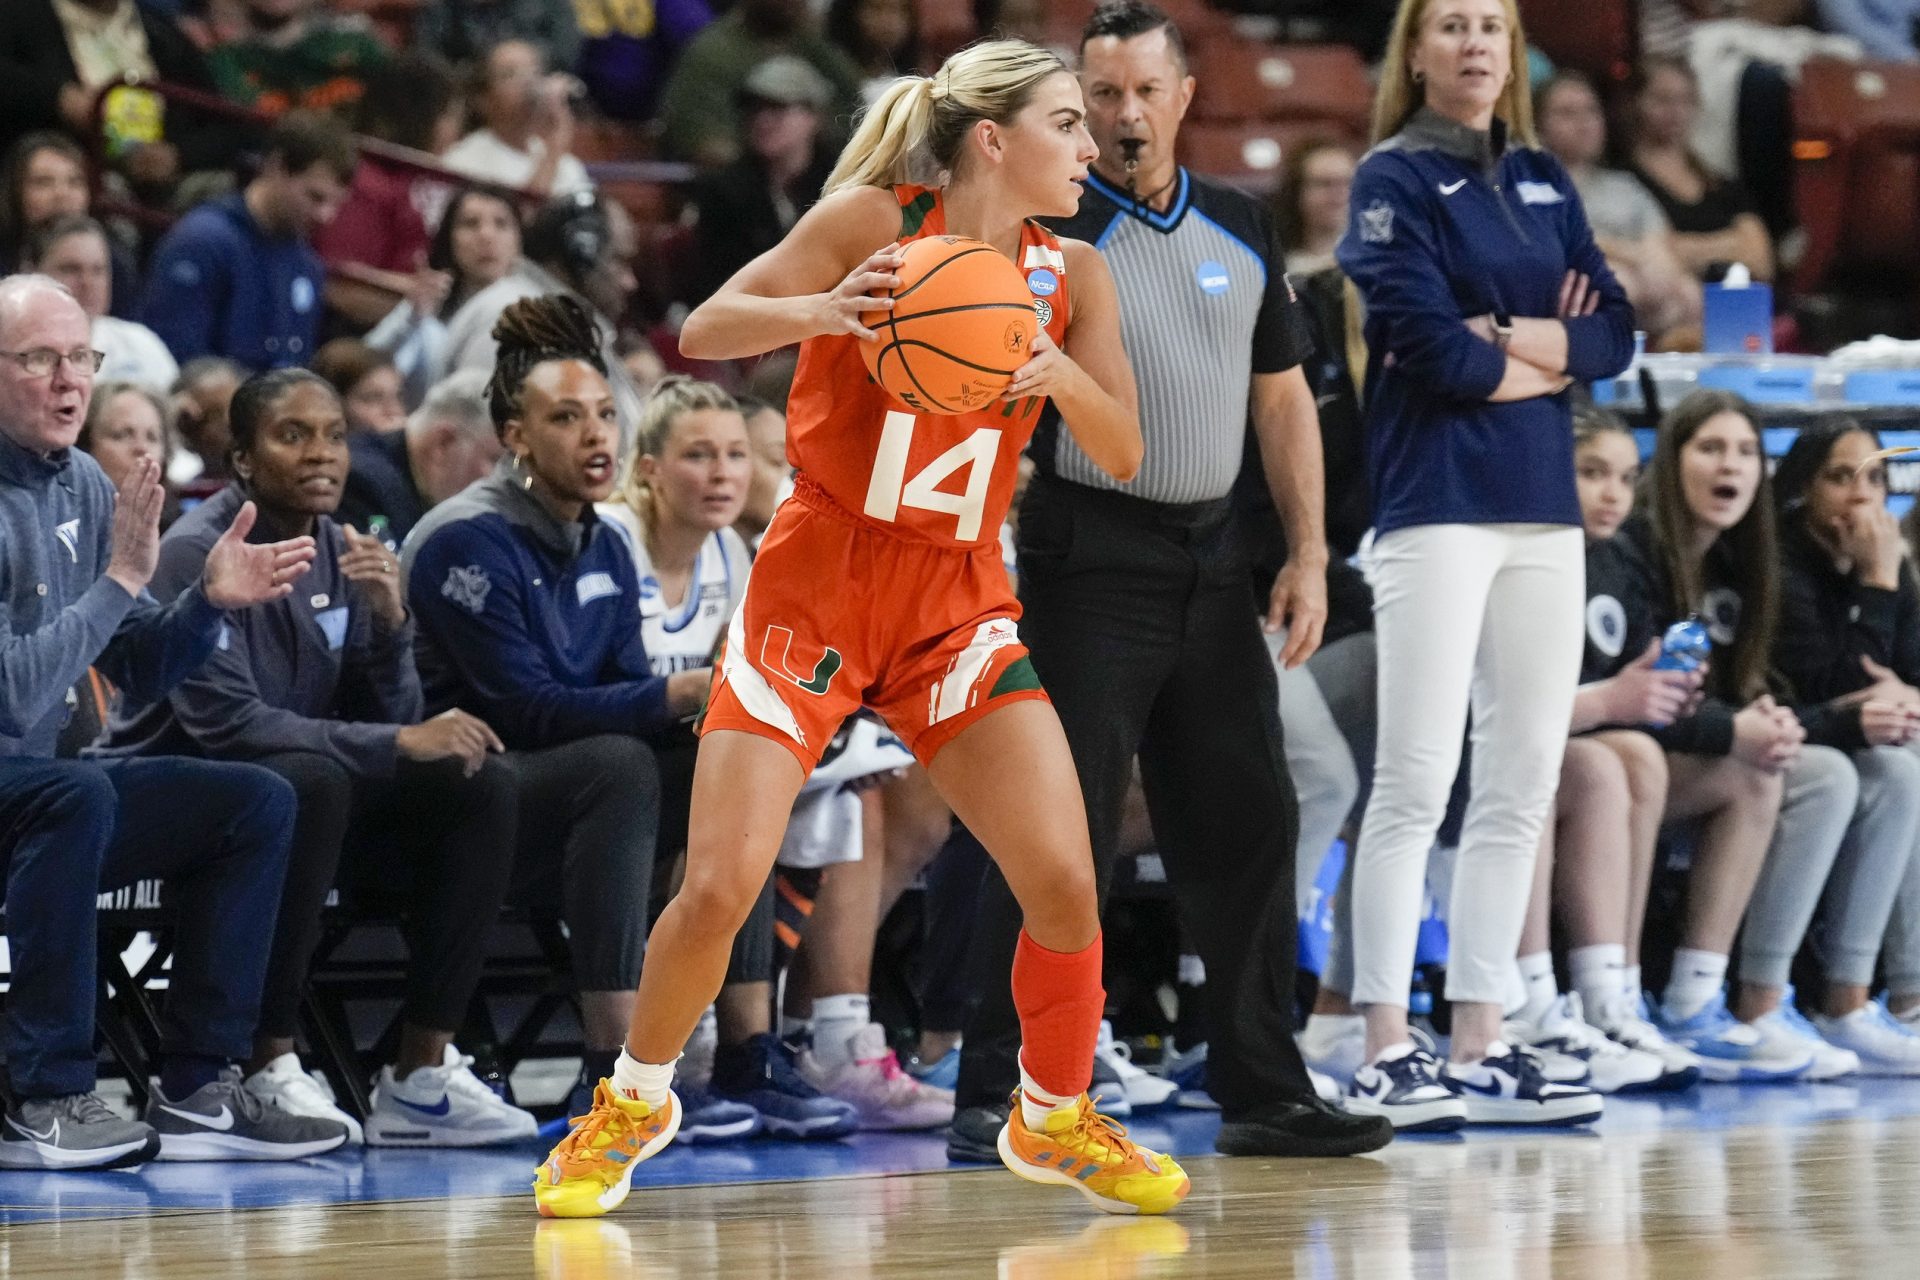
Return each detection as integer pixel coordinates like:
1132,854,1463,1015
1033,297,1053,327
1027,267,1058,297
1195,261,1230,296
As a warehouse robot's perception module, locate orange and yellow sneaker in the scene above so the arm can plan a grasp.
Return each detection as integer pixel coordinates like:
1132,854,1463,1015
996,1093,1190,1216
532,1082,680,1218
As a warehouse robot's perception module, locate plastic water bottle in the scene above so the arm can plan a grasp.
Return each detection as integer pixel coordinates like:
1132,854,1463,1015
1653,617,1711,673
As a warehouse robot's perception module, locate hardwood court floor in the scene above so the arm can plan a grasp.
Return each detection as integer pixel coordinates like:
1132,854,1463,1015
6,1090,1920,1279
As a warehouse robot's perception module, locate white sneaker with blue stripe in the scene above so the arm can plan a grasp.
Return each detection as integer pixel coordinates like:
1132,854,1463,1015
1344,1042,1466,1132
1810,999,1920,1076
1440,1041,1603,1126
365,1045,539,1146
1655,992,1813,1083
1747,988,1859,1081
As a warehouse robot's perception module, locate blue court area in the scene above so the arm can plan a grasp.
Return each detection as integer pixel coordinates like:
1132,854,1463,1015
7,1080,1920,1226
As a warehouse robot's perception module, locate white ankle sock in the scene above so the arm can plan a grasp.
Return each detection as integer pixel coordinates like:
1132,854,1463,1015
1569,943,1627,1016
1515,952,1558,1021
610,1048,677,1107
809,994,871,1072
1017,1052,1078,1131
1662,949,1728,1022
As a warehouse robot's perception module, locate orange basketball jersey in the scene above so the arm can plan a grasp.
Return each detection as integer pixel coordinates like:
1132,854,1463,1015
784,184,1071,550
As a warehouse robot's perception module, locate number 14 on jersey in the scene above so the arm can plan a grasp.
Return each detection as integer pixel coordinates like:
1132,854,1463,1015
862,410,1003,543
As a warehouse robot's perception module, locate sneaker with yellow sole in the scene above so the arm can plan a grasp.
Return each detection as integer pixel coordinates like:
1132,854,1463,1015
996,1093,1190,1216
532,1082,680,1218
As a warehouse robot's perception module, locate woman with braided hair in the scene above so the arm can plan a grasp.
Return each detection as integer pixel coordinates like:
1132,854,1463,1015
402,294,708,1122
534,38,1190,1220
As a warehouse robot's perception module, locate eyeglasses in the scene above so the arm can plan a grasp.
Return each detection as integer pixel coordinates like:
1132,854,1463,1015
0,348,108,378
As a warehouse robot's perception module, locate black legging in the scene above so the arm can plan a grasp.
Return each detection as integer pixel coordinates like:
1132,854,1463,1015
253,752,518,1038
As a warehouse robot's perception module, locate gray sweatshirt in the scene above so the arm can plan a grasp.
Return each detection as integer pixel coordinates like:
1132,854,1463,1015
0,431,222,760
94,484,423,776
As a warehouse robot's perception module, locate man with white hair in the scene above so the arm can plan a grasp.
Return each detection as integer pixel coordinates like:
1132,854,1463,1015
336,368,504,546
0,275,342,1169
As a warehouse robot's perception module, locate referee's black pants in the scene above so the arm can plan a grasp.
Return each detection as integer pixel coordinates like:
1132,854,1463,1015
954,475,1315,1118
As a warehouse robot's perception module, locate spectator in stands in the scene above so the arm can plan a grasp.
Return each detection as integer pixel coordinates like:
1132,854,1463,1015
315,54,464,333
171,356,243,491
1770,419,1920,1064
76,380,181,529
1626,56,1775,284
577,0,714,123
973,0,1050,46
96,367,541,1146
0,134,140,318
827,0,922,104
440,191,645,439
1622,390,1861,1082
1817,1,1920,59
312,339,406,436
365,185,523,408
141,112,356,371
208,0,391,117
402,294,709,1121
419,0,581,70
0,0,244,192
23,216,177,394
1536,71,1702,348
685,57,838,304
442,40,593,201
335,368,502,544
0,273,343,1169
658,0,866,168
1274,139,1357,276
735,393,789,543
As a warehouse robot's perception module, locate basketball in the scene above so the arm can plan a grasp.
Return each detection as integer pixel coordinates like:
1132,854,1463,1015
859,235,1039,415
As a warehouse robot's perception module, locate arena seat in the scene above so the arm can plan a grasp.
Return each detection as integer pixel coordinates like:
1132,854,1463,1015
1188,40,1372,128
1517,0,1637,87
1793,56,1920,292
1182,118,1367,190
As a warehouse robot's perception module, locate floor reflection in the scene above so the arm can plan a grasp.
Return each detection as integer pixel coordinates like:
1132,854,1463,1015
5,1109,1920,1278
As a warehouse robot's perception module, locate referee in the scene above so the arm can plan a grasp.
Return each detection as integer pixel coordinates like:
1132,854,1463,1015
947,1,1392,1160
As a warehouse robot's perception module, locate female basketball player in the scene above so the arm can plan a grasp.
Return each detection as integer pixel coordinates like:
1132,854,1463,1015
535,39,1187,1219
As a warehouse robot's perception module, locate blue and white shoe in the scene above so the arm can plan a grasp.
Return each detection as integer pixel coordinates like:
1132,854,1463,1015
672,1081,764,1144
906,1045,960,1092
1810,999,1920,1076
1441,1040,1603,1127
1344,1042,1467,1132
365,1046,538,1147
711,1034,858,1139
1656,992,1813,1083
1748,988,1859,1081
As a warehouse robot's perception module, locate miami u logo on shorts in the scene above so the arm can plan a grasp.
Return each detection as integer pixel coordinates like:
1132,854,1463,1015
763,626,843,696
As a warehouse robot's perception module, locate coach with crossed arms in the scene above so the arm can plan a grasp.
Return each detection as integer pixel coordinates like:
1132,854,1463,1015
946,1,1392,1160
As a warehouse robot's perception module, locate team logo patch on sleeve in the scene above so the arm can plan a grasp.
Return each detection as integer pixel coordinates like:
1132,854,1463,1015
1517,181,1565,205
442,564,492,614
1359,200,1395,244
575,571,621,605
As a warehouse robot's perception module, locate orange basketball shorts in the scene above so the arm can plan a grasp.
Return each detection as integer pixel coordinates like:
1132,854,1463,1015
702,491,1048,773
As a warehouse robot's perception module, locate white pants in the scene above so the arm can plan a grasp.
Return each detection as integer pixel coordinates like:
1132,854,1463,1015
1350,523,1586,1007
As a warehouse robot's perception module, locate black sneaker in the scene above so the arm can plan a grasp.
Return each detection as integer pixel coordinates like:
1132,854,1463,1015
145,1067,351,1160
0,1092,159,1170
710,1033,856,1139
945,1102,1008,1163
1215,1094,1394,1157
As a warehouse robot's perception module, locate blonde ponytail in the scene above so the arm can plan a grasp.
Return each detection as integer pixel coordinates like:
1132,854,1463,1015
824,76,940,197
822,39,1069,197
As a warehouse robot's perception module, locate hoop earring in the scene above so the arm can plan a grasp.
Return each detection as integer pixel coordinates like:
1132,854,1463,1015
512,453,534,491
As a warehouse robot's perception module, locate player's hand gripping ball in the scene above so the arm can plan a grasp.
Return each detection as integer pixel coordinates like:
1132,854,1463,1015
858,236,1039,415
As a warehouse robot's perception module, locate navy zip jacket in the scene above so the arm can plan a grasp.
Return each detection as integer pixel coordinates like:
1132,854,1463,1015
93,484,423,775
401,456,673,750
140,193,325,371
0,432,223,758
1337,109,1635,535
1774,516,1920,751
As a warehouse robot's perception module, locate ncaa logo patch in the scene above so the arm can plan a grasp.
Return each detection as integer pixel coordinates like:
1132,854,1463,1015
1033,297,1053,327
1027,267,1058,297
1195,260,1230,296
1587,595,1626,658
